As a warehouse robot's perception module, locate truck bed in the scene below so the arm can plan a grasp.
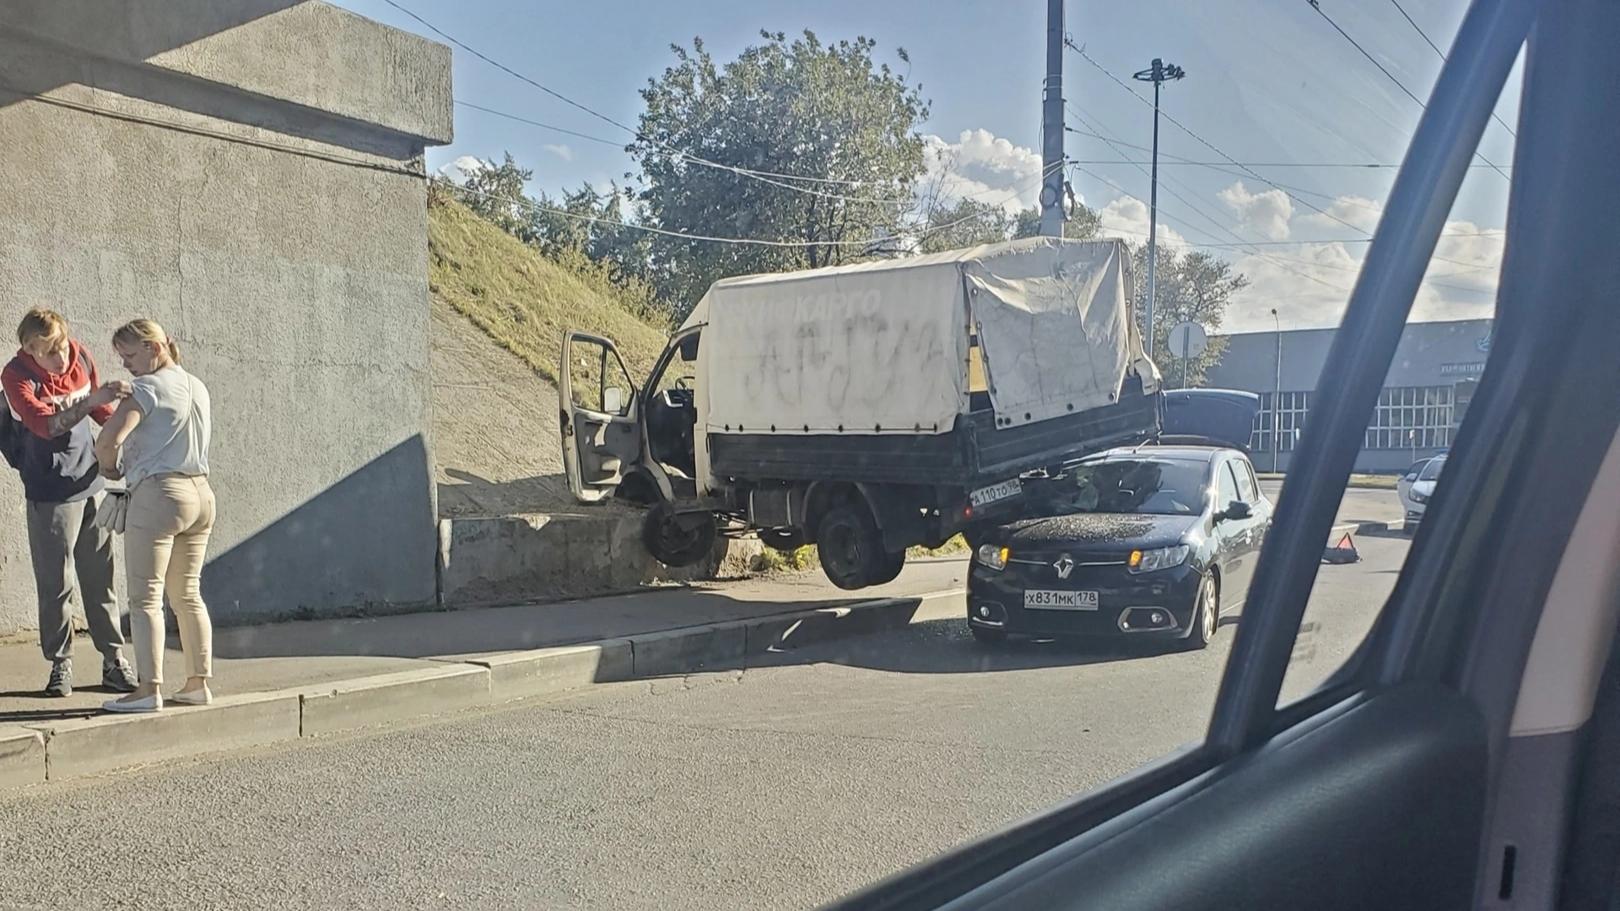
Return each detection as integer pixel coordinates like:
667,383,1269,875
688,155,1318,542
708,380,1157,490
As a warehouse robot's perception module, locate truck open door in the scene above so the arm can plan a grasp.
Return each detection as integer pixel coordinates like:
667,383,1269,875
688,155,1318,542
559,331,643,503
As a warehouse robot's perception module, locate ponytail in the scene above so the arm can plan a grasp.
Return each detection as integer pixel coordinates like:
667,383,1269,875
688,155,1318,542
113,318,180,366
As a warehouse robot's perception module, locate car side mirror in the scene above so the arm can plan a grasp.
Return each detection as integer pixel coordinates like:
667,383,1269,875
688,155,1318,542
604,386,626,414
1220,500,1252,522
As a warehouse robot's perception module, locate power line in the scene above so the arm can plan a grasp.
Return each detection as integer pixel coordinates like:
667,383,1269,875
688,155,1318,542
1386,0,1519,138
440,182,883,249
1066,42,1376,238
1307,0,1511,181
440,158,1061,253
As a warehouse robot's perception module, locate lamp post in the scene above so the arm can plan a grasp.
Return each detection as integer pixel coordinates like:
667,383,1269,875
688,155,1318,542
1271,308,1282,473
1133,57,1185,357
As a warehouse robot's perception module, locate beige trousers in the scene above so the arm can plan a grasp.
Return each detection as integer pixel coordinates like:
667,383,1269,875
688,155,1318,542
126,474,216,685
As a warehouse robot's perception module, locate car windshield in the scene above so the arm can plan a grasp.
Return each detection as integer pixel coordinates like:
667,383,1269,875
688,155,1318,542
1042,458,1211,516
1419,457,1447,481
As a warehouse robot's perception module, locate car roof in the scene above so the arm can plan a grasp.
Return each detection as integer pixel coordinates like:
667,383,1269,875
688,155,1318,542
1088,445,1240,463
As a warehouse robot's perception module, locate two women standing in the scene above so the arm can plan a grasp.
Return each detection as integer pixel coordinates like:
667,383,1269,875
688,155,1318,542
95,320,217,713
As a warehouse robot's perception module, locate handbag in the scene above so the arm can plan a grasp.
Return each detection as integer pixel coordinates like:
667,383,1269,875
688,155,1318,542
95,488,129,534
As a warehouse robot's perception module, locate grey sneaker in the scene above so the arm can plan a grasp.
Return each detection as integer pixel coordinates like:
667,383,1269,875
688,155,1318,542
102,656,138,693
44,659,72,697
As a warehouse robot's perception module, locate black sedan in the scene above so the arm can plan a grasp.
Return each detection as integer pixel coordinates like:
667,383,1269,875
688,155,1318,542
967,445,1272,649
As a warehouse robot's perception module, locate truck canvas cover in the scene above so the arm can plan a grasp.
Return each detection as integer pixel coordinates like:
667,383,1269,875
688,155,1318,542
682,236,1154,437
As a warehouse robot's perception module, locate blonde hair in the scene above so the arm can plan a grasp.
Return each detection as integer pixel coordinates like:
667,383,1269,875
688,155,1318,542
16,308,68,348
113,318,181,365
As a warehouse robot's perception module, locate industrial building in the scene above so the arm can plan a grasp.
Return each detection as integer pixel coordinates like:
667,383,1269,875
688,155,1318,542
1202,318,1493,473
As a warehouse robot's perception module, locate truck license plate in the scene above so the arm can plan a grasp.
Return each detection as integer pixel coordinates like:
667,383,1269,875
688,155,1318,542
970,479,1023,508
1024,590,1100,611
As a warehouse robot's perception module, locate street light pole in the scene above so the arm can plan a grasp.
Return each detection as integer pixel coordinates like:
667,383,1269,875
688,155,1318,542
1271,307,1282,473
1134,57,1185,358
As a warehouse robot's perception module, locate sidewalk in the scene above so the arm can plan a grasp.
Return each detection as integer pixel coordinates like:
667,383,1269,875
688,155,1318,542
0,558,968,727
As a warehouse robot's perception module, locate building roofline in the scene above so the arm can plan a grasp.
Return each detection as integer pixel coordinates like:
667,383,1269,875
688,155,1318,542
1215,316,1492,340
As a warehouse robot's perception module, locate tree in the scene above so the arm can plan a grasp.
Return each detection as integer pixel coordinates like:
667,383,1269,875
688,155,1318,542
631,31,929,317
457,153,532,238
915,198,1013,253
1129,244,1247,388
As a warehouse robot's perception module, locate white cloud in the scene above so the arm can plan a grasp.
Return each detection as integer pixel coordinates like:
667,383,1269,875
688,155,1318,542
542,143,575,162
437,155,486,182
1221,239,1501,333
1302,194,1383,234
920,129,1045,213
1217,181,1293,241
1096,194,1189,251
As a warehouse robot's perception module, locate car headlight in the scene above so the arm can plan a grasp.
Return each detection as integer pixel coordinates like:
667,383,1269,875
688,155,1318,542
1411,491,1429,504
975,544,1010,571
1128,544,1191,574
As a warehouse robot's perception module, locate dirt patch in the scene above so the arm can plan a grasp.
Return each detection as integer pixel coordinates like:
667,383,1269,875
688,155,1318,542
431,297,634,518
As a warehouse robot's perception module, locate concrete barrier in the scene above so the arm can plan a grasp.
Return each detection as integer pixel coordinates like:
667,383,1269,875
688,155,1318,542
437,513,762,608
27,692,301,780
0,725,46,789
299,665,491,737
460,640,634,702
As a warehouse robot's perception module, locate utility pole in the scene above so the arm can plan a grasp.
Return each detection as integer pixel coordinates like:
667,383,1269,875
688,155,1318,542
1271,307,1282,473
1039,0,1065,238
1133,57,1185,356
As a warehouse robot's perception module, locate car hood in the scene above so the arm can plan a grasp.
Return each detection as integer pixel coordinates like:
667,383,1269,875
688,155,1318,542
1413,480,1438,496
995,512,1199,549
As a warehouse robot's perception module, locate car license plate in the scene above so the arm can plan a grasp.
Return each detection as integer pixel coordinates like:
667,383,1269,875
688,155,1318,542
1024,590,1100,611
970,478,1022,508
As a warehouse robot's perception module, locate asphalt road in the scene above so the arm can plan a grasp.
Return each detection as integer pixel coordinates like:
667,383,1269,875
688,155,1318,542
0,536,1409,911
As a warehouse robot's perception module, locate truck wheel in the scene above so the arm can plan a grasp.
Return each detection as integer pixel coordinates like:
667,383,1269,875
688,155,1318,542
816,504,884,590
642,503,718,567
868,549,906,585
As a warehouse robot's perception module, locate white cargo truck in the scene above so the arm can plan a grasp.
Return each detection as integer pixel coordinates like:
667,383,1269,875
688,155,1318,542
560,236,1162,589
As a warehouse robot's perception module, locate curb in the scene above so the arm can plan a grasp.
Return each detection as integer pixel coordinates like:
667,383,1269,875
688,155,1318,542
1,588,966,790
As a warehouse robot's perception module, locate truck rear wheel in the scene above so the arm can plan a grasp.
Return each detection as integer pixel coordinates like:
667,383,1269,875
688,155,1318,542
642,503,718,567
868,549,906,585
816,504,885,590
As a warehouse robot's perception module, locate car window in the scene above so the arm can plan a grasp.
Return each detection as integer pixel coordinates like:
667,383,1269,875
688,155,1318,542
1035,457,1212,516
1233,458,1259,502
1217,461,1241,508
1419,457,1446,481
1404,459,1430,479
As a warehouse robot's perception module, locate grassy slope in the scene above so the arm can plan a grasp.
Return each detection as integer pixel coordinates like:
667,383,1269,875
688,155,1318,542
428,198,670,385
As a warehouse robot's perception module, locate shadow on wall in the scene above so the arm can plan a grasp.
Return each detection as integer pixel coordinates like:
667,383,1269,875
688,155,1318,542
0,1,421,158
202,435,438,624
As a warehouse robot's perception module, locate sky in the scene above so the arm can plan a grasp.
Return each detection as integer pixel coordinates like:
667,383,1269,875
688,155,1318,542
333,0,1521,333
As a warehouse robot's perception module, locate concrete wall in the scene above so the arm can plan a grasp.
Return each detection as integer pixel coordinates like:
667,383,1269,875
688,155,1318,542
0,2,452,633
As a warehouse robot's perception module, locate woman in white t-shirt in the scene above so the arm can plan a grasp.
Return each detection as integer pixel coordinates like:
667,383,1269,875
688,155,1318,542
94,319,215,713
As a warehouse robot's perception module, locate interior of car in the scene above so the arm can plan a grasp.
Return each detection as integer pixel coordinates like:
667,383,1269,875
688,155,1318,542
821,0,1620,907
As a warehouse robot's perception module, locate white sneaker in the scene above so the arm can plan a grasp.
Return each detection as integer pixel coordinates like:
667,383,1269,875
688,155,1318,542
168,685,213,706
102,692,162,713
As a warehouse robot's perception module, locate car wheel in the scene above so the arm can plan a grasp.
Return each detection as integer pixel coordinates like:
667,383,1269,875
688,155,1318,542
969,624,1008,645
816,504,884,590
1185,573,1219,650
642,503,718,567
